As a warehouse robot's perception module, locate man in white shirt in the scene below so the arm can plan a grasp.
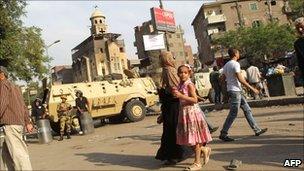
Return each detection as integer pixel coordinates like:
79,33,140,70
219,48,268,142
246,65,261,84
246,65,263,99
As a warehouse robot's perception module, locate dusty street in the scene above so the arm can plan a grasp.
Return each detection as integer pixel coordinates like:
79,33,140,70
28,105,303,170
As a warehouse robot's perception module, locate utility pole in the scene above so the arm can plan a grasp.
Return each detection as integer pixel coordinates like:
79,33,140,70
27,87,31,107
159,0,170,51
159,0,163,9
266,0,273,22
235,0,244,28
46,40,60,85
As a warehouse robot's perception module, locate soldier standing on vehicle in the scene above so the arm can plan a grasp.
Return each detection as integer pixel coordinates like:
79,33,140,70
57,95,72,141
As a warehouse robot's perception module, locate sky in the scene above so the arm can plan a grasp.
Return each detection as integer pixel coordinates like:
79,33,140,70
22,0,213,67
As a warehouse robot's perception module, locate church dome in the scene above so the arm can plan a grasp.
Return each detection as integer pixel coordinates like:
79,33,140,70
90,9,104,18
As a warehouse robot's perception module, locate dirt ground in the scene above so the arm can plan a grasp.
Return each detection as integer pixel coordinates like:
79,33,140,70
27,105,304,170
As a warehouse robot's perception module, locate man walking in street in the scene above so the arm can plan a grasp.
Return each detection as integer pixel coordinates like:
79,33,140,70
294,17,304,83
209,66,222,104
0,66,33,170
219,48,267,142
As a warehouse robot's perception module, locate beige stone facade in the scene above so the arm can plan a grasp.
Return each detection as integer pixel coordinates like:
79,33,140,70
134,21,193,86
184,45,194,66
192,0,289,65
72,9,128,83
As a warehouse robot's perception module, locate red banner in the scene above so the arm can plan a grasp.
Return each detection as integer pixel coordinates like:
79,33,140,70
153,7,175,26
151,7,176,32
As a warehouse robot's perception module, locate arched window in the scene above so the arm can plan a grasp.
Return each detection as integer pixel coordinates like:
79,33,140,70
121,59,125,69
95,20,98,24
100,19,103,23
252,20,262,28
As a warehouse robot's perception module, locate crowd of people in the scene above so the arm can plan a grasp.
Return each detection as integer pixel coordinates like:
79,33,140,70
0,17,303,171
208,59,303,103
209,65,265,104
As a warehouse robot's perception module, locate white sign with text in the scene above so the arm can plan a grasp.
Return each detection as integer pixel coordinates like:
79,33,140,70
143,34,165,51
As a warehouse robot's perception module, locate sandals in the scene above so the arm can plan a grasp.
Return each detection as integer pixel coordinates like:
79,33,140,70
183,147,210,170
184,163,202,171
227,159,242,170
201,146,211,165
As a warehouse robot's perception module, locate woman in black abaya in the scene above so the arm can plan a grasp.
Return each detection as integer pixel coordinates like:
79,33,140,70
155,51,191,165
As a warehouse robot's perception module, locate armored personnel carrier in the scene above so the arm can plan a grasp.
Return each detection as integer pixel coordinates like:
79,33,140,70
193,70,215,103
44,76,159,131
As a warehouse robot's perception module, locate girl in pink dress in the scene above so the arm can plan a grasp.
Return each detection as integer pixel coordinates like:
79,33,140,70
173,64,212,171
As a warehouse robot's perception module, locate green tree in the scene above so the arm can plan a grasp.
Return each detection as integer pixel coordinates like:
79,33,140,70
289,0,304,20
22,81,39,106
0,0,50,81
213,22,297,63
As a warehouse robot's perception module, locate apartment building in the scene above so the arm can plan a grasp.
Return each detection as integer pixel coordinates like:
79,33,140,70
134,21,193,86
192,0,289,65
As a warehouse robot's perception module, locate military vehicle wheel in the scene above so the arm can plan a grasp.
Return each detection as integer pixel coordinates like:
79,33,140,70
124,100,146,122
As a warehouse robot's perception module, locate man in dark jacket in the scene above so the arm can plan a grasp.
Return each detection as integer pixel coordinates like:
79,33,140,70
294,17,304,80
74,90,90,135
209,66,222,104
31,98,46,124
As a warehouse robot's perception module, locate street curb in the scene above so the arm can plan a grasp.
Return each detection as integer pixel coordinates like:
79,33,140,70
200,96,304,111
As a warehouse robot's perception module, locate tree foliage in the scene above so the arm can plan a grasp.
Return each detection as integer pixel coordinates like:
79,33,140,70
22,81,39,106
213,22,297,63
0,0,50,82
289,0,304,20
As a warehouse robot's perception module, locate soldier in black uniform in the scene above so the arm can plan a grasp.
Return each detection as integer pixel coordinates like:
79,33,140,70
31,98,46,124
75,90,90,114
75,90,91,134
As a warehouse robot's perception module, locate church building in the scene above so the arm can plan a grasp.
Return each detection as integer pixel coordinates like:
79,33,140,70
72,8,128,82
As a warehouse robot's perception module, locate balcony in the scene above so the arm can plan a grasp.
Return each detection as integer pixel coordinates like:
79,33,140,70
207,14,227,24
210,32,225,40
